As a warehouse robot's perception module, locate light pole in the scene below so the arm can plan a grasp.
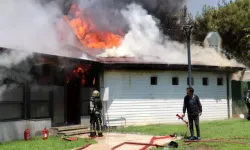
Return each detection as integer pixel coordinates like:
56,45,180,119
183,25,193,87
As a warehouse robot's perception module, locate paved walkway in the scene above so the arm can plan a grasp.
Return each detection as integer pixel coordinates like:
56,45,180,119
75,133,180,150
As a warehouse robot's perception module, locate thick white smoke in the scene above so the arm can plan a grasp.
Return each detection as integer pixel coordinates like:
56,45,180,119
0,0,90,100
0,0,89,61
101,3,244,67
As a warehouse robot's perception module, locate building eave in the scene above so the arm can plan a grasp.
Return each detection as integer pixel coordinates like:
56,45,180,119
103,63,245,73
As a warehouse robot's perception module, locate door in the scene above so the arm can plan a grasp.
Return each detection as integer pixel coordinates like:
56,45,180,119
66,85,81,125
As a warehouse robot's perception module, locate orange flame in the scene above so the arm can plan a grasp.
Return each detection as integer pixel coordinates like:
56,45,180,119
64,3,123,49
66,64,95,86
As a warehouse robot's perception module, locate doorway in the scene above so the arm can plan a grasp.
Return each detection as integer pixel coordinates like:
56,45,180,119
64,63,101,125
65,76,81,125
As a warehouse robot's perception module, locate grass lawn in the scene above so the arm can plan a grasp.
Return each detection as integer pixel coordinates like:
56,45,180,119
0,136,96,150
115,119,250,150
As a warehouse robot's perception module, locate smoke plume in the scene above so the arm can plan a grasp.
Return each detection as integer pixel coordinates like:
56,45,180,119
0,0,89,60
86,2,241,67
75,0,187,34
71,0,243,67
0,0,90,99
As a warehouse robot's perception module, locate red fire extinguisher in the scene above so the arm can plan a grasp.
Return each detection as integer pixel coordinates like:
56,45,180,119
42,127,48,140
24,129,30,141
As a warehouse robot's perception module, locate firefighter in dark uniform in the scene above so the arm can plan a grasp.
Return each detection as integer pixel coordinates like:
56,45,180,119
89,90,103,137
244,90,250,120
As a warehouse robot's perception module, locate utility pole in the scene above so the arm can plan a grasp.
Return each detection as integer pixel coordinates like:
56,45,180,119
183,25,193,87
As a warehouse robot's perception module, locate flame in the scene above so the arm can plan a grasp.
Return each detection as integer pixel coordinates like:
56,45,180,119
64,3,123,49
93,78,95,86
66,64,95,86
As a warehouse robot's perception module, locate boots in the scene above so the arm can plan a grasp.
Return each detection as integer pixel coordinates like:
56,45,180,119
89,132,96,137
188,136,196,140
98,131,103,137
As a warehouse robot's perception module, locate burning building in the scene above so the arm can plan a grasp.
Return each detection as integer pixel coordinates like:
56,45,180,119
0,1,246,142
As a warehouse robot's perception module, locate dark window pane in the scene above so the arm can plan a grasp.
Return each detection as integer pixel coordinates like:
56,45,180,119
81,101,90,116
202,78,209,86
52,86,65,126
0,85,24,102
151,77,157,85
172,77,179,85
217,77,223,86
30,102,49,119
30,85,50,101
0,103,23,120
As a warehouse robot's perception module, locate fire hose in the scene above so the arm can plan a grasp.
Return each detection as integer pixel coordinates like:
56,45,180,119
176,114,189,138
110,114,187,150
111,134,175,150
176,114,188,127
184,139,250,145
139,135,176,150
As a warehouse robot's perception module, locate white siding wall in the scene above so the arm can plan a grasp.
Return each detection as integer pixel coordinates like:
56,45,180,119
103,70,230,126
242,70,250,81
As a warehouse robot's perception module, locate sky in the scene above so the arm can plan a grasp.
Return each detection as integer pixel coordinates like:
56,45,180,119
187,0,234,17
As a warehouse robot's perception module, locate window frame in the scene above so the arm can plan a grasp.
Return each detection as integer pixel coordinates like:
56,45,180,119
150,76,158,85
172,77,179,85
0,85,25,121
29,85,51,119
217,77,224,86
202,77,209,86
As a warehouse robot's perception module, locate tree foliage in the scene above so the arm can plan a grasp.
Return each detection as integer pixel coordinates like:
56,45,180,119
192,0,250,66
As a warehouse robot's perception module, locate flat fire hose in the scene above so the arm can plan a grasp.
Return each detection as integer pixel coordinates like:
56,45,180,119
139,135,175,150
111,142,165,150
184,139,250,145
111,134,175,150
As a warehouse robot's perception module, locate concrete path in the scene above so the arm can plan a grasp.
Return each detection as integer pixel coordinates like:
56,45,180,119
75,133,180,150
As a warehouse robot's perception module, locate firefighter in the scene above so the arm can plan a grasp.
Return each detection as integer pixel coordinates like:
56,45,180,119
89,90,103,137
244,90,250,120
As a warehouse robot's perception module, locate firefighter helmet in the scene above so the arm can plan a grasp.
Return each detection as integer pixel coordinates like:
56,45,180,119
92,90,100,97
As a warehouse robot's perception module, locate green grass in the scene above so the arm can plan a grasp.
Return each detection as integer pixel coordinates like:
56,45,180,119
0,136,96,150
115,119,250,150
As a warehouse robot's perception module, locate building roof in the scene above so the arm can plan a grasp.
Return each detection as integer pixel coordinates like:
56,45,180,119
94,53,245,72
0,45,246,73
54,17,245,72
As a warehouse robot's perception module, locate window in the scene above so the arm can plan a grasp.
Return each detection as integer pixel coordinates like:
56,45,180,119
172,77,179,85
151,77,157,85
30,85,50,119
217,77,223,86
187,77,194,85
202,77,209,86
0,85,24,121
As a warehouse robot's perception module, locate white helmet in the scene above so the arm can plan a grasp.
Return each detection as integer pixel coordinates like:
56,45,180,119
92,90,100,97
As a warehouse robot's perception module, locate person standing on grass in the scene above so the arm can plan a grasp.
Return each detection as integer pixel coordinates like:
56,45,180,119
182,87,202,140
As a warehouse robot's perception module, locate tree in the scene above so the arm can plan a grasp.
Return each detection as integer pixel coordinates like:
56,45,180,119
192,0,250,66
